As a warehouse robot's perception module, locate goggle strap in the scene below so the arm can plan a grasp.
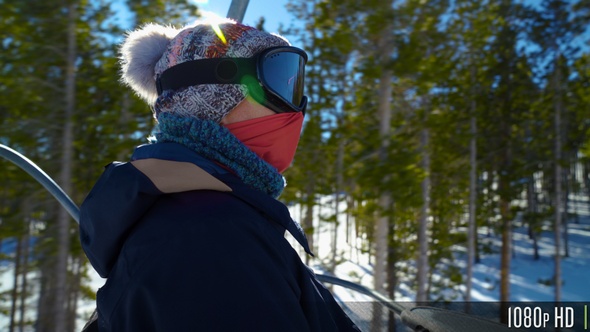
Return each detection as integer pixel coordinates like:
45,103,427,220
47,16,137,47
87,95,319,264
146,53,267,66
156,58,258,95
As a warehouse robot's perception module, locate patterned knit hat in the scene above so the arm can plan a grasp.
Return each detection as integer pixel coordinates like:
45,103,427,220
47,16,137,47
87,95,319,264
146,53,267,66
119,19,290,123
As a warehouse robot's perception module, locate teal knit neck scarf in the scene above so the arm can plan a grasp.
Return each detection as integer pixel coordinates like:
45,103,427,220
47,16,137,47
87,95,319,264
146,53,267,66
155,112,284,198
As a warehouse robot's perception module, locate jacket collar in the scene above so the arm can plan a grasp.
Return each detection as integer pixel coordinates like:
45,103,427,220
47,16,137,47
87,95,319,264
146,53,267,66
131,142,313,256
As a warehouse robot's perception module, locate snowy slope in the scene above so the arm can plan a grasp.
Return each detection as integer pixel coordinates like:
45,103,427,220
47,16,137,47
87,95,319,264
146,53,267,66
286,195,590,303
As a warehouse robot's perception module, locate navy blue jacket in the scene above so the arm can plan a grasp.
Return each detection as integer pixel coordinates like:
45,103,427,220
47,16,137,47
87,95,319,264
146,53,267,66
80,142,359,332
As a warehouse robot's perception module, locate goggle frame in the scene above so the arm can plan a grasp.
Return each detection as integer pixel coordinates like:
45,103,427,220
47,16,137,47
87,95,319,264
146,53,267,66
156,46,308,114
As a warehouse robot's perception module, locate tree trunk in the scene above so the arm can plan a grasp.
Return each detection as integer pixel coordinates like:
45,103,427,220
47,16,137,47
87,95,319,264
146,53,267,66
387,218,397,332
117,93,132,161
375,191,391,293
372,67,393,332
465,42,480,301
346,181,355,259
527,176,540,261
303,173,315,264
67,256,83,332
36,258,54,331
375,98,392,291
374,15,395,329
553,54,563,303
374,12,394,296
466,87,477,303
416,124,430,303
9,237,23,332
584,160,590,203
499,194,511,324
563,165,570,258
374,55,393,328
54,3,77,331
570,161,580,224
331,138,345,273
19,221,30,332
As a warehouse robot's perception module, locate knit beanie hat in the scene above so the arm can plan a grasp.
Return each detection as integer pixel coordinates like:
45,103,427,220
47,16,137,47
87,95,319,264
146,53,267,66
119,19,290,123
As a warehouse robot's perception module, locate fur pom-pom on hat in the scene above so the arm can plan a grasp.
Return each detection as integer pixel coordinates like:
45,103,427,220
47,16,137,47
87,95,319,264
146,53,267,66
119,23,180,105
119,19,290,123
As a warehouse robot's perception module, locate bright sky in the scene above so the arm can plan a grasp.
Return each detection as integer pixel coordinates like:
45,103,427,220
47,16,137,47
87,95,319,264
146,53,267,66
195,0,296,36
108,0,304,47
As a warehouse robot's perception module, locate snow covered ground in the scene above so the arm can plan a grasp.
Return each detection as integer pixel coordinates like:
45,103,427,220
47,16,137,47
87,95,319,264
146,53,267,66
286,195,590,303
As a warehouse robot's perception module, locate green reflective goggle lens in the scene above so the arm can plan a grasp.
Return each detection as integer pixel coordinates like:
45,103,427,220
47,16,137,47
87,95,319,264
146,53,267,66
156,46,308,114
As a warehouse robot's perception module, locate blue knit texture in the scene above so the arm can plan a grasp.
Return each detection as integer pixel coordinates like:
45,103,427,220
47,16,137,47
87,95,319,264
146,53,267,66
155,112,284,198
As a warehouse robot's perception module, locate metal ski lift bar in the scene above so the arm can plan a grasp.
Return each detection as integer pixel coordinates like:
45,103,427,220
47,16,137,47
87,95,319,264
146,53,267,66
0,143,80,223
316,274,514,332
227,0,250,23
316,274,407,316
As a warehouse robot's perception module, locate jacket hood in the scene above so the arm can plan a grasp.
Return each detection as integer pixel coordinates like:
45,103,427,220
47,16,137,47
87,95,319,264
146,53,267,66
80,143,311,278
80,148,231,278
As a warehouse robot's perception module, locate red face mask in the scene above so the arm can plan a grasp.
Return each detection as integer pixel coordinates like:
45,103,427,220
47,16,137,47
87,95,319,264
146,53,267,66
224,112,304,173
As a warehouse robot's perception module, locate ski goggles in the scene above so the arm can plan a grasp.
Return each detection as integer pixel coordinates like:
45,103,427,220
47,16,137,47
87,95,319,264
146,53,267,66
156,46,308,114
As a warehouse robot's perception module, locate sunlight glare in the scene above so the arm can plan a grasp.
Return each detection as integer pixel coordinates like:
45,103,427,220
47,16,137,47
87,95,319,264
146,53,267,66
195,11,234,45
211,23,227,45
